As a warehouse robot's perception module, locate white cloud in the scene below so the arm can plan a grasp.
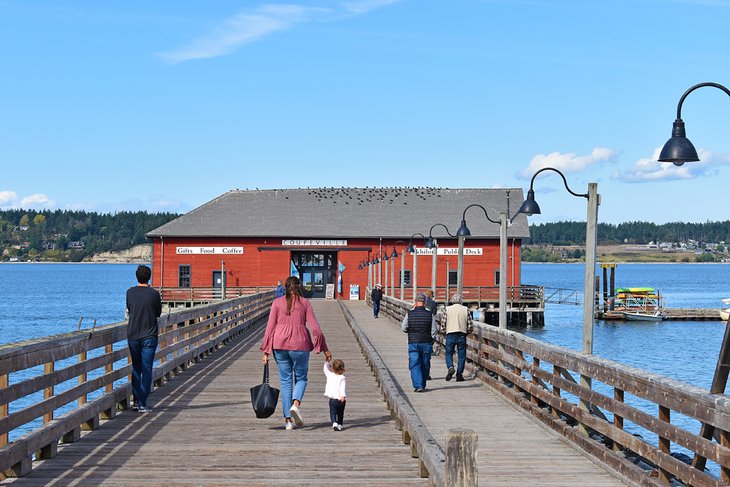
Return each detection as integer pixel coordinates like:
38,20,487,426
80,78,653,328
159,1,403,63
614,147,730,182
0,190,17,207
19,193,56,209
519,147,617,179
159,5,330,63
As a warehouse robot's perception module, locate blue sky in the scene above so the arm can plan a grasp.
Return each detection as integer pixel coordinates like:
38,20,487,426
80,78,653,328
1,0,730,224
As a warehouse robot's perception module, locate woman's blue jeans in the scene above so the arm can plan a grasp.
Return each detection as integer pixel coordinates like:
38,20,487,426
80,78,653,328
128,336,158,408
273,350,310,418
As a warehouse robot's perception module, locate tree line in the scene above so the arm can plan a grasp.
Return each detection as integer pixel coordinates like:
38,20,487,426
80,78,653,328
0,209,179,261
526,220,730,245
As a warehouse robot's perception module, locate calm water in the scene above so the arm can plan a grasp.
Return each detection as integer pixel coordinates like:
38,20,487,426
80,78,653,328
522,263,728,390
0,263,136,344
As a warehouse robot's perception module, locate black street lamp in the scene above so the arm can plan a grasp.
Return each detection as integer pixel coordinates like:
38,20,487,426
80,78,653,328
425,223,455,297
658,82,730,166
659,82,730,472
407,233,427,301
389,240,407,300
517,166,599,356
458,203,510,329
518,166,599,437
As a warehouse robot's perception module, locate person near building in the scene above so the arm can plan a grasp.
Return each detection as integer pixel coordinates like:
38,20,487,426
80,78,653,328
371,284,383,318
126,265,162,413
261,275,331,430
401,293,438,392
275,280,285,298
323,357,347,431
440,293,472,382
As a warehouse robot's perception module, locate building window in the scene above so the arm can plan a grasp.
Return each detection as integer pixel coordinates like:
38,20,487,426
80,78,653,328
494,270,500,286
179,265,191,288
400,270,411,286
448,270,458,286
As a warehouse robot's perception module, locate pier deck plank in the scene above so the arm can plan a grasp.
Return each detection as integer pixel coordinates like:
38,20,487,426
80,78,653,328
342,300,633,486
2,301,426,486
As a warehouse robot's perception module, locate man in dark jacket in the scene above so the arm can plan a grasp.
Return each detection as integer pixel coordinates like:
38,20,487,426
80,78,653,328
126,265,162,413
401,294,438,392
371,284,383,318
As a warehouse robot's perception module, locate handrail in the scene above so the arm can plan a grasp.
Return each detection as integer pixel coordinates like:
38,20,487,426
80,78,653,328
0,290,275,479
378,295,730,486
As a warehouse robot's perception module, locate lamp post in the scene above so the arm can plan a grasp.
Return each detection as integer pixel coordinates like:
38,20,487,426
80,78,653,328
389,241,407,300
457,204,510,329
517,167,599,437
426,223,455,299
407,233,426,302
657,82,730,471
658,82,730,166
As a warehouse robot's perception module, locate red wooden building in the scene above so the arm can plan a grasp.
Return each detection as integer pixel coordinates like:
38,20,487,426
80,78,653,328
146,187,531,304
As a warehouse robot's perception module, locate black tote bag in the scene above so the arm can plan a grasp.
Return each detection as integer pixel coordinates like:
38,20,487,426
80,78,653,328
250,363,280,418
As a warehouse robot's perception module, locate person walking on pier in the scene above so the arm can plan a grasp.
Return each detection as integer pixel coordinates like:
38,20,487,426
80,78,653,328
261,275,331,430
440,293,472,382
275,280,285,298
401,293,438,392
371,283,383,318
323,357,347,431
126,265,162,413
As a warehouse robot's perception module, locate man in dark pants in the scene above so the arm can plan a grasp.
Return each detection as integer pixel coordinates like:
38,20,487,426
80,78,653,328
126,265,162,413
371,284,383,318
401,294,438,392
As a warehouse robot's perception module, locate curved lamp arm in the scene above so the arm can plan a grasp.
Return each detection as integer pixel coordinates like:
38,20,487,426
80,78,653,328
529,167,587,199
428,223,455,238
461,203,498,224
675,82,730,120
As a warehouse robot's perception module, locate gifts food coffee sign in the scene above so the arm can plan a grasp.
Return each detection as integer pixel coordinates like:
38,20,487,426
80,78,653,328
176,247,244,255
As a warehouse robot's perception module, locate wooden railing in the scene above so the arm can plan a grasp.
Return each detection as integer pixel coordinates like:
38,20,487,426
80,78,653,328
379,285,545,307
159,286,266,303
380,295,730,487
0,291,274,479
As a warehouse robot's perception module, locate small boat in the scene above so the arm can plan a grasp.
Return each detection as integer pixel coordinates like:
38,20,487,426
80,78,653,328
623,311,665,322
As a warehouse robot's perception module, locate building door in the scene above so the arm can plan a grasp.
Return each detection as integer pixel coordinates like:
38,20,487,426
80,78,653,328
212,270,226,298
291,251,337,299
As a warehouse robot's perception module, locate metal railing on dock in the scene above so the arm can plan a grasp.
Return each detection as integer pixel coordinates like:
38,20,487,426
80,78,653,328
0,291,274,479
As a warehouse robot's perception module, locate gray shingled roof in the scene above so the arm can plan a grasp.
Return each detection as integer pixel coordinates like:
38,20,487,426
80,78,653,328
146,187,531,239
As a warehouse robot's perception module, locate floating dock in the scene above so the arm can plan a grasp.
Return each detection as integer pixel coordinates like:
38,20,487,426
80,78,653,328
598,308,723,321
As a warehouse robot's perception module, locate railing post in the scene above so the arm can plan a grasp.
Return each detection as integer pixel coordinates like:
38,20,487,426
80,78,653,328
658,406,671,483
105,344,113,394
0,373,7,447
78,351,88,406
43,362,54,424
445,429,478,487
612,388,624,452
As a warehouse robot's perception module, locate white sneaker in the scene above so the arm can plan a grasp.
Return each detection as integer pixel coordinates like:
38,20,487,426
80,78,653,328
289,405,304,426
332,422,338,431
336,424,343,431
285,421,294,431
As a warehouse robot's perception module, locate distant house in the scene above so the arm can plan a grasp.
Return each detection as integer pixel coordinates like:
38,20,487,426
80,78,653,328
68,241,85,249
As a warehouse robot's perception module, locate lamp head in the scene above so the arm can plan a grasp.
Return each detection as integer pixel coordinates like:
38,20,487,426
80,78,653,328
456,219,471,237
358,263,362,269
372,257,379,265
425,237,435,249
390,248,398,259
406,243,415,253
517,188,541,216
658,119,699,166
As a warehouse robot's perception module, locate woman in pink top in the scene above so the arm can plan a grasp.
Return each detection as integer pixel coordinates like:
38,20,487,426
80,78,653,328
261,276,331,430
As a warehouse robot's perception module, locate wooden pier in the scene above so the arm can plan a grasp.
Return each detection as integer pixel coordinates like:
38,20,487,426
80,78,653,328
598,308,723,321
2,291,730,485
